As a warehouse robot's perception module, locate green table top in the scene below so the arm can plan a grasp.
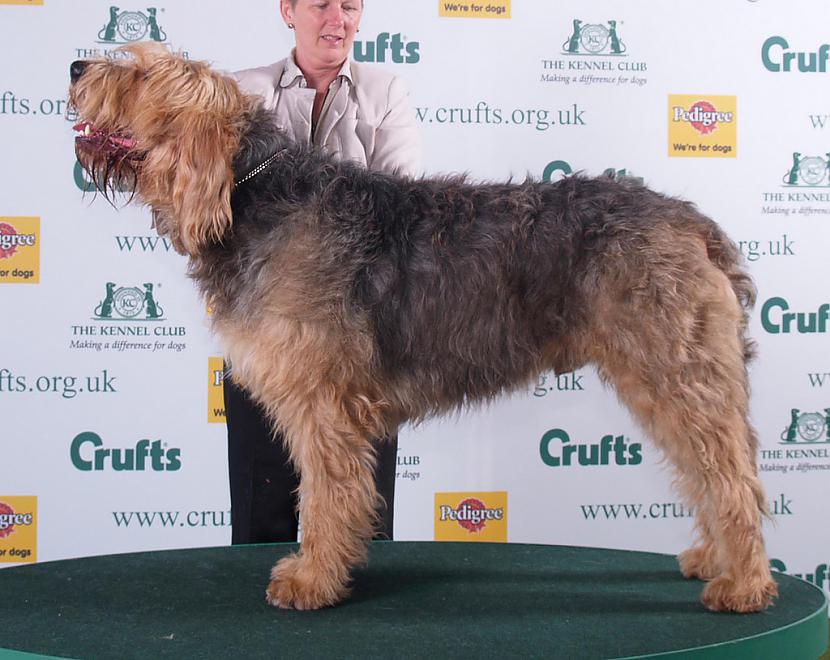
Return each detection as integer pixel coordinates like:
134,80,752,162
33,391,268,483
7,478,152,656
0,542,826,659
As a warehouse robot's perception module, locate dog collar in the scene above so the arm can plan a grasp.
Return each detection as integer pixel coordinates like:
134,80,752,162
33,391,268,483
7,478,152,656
234,150,285,189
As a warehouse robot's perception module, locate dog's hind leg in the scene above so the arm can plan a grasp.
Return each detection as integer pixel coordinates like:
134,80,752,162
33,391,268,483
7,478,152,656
590,248,777,613
264,392,382,610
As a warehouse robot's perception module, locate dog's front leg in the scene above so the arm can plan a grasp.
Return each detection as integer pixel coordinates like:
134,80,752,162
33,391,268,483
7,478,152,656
266,395,381,610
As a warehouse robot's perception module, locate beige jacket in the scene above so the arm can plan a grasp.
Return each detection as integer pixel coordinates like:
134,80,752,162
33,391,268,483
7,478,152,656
234,54,422,177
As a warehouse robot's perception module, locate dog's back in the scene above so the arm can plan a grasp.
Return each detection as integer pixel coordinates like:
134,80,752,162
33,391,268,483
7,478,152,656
206,137,750,423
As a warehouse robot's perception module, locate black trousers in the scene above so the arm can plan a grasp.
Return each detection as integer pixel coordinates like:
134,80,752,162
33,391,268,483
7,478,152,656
224,377,397,544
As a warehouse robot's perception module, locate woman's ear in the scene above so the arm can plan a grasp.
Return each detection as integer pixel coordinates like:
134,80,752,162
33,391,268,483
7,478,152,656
280,0,295,28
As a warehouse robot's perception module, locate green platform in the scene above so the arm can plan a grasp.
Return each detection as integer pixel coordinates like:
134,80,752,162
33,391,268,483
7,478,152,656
0,542,826,659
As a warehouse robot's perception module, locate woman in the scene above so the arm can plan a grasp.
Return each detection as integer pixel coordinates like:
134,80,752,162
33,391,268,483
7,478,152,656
226,0,421,544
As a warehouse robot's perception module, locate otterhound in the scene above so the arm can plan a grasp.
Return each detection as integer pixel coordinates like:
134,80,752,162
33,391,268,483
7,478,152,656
68,43,777,613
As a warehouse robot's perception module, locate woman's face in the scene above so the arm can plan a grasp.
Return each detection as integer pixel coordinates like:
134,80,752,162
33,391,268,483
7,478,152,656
281,0,363,71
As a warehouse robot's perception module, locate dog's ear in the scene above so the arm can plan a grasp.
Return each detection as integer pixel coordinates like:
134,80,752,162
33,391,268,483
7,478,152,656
169,111,235,255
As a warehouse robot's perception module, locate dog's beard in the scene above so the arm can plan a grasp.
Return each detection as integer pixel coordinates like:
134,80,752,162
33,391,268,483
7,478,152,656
74,122,141,202
76,150,140,205
75,153,138,206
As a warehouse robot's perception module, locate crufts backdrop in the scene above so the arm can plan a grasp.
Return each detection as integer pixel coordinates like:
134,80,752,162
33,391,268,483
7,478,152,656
1,0,828,608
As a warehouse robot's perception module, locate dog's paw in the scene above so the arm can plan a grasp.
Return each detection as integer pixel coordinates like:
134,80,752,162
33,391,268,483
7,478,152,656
700,575,778,613
265,553,348,611
678,545,719,581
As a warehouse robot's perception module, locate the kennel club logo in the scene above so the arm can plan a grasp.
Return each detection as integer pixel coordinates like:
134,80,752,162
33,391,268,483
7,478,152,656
435,492,507,542
780,408,830,444
74,6,181,62
760,407,830,475
97,6,167,44
541,19,647,87
93,281,164,321
782,152,830,187
562,19,626,56
0,217,40,284
68,282,186,353
760,405,830,474
760,149,830,219
0,497,37,564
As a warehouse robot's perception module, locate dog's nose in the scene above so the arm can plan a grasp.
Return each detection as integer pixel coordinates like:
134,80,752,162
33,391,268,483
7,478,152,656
70,60,88,83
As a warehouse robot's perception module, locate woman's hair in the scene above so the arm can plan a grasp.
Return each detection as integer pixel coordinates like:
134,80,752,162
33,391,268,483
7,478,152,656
289,0,364,6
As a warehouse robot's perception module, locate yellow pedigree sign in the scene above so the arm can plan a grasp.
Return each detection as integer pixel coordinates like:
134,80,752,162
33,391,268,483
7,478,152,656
435,491,507,542
439,0,510,19
208,357,226,423
668,94,737,158
0,217,40,284
0,496,37,564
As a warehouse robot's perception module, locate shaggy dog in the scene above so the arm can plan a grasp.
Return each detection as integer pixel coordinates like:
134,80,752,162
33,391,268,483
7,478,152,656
68,43,777,613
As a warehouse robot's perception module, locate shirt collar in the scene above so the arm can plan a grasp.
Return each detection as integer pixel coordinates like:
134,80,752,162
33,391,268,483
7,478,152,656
279,49,354,88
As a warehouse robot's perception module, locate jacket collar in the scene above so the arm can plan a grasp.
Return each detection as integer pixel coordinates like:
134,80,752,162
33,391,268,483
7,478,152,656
279,49,354,89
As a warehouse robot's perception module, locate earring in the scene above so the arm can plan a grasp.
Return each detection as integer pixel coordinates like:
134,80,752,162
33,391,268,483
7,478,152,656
288,23,294,29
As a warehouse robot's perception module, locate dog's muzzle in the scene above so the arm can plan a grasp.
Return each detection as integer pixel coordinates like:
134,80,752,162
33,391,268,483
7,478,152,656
69,59,143,161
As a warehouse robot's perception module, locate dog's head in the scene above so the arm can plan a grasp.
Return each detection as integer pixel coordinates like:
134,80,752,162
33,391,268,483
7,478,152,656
69,43,254,255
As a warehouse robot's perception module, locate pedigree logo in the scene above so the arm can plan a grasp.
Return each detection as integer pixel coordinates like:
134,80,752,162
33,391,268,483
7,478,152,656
0,217,40,284
208,357,225,424
673,102,733,135
438,0,510,19
434,491,507,542
668,95,737,158
0,496,37,564
0,0,43,4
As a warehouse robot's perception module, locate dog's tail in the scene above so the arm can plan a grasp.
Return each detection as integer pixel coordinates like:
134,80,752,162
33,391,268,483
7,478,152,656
702,221,757,363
